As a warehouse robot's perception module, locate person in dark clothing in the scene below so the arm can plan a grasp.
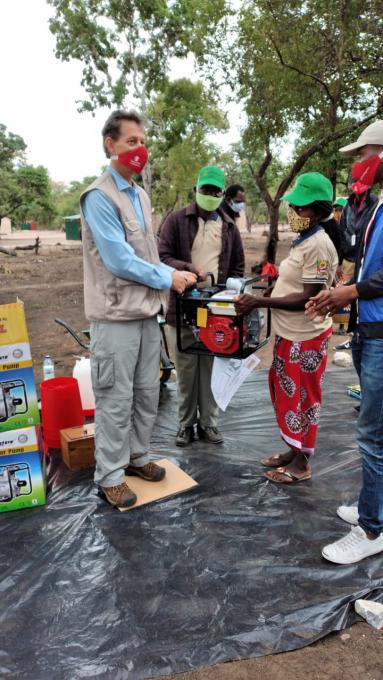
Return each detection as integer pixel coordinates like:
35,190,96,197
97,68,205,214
338,188,378,281
159,166,245,447
311,201,342,261
306,120,383,564
335,183,378,347
220,184,246,222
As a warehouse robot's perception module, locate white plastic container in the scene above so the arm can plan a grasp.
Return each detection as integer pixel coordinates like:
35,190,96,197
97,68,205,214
207,290,238,316
73,357,95,416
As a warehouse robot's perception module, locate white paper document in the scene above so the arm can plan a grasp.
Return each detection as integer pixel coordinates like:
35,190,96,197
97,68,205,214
211,353,260,411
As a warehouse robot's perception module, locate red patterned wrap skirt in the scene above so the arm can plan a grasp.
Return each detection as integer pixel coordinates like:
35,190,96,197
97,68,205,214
268,328,332,456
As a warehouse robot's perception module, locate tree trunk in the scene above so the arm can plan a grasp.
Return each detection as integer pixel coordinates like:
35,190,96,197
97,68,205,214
264,203,280,263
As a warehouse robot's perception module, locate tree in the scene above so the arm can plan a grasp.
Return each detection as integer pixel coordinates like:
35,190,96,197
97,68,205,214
48,0,383,261
48,1,229,193
228,0,383,260
0,124,57,226
0,165,57,226
147,78,228,214
0,124,26,170
48,0,229,112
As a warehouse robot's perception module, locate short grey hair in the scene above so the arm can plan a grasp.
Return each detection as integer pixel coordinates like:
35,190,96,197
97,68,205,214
102,110,145,157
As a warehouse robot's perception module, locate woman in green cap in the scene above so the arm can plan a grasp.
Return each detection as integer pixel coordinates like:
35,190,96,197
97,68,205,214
235,172,339,484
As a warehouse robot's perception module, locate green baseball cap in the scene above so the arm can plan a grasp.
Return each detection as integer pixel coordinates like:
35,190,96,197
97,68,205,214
281,172,333,206
334,197,347,207
197,165,225,190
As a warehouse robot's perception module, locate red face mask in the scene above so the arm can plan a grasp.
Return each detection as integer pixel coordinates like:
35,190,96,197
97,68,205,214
351,152,383,194
112,145,149,174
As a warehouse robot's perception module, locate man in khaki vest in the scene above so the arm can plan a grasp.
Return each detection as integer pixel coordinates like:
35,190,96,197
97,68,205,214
80,110,196,509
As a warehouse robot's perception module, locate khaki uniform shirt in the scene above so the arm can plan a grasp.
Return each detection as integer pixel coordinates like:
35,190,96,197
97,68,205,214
191,216,223,282
271,229,338,341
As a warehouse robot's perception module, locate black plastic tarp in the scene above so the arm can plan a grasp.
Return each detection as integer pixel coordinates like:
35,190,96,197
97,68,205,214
1,368,383,679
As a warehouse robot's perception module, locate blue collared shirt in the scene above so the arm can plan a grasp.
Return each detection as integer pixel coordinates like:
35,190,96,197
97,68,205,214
83,167,174,289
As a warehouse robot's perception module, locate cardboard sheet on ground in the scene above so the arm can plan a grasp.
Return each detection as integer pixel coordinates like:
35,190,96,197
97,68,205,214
211,352,260,411
119,458,198,512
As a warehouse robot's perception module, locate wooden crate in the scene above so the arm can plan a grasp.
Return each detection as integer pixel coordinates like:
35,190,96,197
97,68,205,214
60,423,95,471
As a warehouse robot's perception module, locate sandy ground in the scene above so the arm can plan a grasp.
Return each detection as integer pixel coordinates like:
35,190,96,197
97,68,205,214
1,230,379,680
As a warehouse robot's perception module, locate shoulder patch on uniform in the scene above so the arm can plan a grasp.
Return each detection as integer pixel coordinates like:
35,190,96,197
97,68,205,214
316,259,329,276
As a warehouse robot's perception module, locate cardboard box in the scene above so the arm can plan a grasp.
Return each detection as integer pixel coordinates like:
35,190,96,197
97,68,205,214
0,449,46,512
60,423,95,471
0,366,40,432
0,426,41,455
0,302,29,346
0,342,32,370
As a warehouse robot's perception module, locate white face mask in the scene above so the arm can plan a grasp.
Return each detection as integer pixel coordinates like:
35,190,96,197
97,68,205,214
231,201,245,213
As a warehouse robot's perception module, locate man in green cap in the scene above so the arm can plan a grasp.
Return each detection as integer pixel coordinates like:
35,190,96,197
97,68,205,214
159,165,245,447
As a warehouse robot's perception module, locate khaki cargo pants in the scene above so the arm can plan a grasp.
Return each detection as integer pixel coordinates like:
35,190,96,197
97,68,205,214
168,326,219,429
90,317,160,488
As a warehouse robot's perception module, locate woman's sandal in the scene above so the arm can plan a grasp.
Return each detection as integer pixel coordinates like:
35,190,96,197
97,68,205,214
264,466,312,484
261,453,295,468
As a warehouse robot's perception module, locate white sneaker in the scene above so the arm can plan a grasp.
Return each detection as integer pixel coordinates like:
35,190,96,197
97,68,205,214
322,525,383,565
337,505,359,525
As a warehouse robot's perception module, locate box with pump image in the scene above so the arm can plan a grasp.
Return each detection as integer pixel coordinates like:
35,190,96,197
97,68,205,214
0,366,40,433
0,428,46,512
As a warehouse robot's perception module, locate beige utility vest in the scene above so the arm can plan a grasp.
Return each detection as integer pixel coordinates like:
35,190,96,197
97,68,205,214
80,172,167,321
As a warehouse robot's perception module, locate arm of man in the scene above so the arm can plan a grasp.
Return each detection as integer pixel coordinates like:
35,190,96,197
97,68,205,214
306,266,383,317
83,189,175,290
158,212,198,273
305,284,359,318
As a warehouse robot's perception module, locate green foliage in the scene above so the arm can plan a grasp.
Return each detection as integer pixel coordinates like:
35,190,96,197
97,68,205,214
47,0,383,258
52,176,97,223
0,124,57,227
147,78,228,153
48,0,229,111
147,78,228,213
0,165,57,226
0,124,26,170
236,0,383,172
216,0,383,257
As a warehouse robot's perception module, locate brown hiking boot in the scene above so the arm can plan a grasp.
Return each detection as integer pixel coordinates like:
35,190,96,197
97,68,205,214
126,461,166,482
99,481,137,508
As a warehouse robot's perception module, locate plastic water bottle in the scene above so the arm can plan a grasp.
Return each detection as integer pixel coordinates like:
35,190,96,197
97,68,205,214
43,355,55,381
